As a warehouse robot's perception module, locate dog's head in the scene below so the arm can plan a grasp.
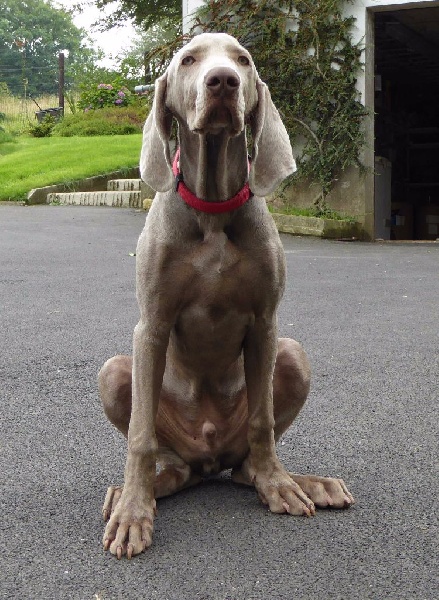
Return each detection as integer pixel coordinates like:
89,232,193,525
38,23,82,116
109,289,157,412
140,32,296,197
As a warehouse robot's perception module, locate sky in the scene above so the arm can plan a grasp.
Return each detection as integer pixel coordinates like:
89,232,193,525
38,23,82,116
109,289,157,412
55,0,137,67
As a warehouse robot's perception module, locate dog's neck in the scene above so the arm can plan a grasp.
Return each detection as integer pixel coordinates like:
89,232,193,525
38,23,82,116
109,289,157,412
177,127,249,202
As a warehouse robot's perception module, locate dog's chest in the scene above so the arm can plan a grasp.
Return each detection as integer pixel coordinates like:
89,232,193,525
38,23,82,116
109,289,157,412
170,231,258,364
191,229,240,275
183,230,258,314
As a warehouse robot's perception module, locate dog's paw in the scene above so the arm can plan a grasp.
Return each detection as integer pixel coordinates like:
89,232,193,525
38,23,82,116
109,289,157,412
254,468,316,516
102,492,156,559
289,474,354,509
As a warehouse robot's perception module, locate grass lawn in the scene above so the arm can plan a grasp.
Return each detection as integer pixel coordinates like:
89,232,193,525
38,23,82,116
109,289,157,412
0,134,142,201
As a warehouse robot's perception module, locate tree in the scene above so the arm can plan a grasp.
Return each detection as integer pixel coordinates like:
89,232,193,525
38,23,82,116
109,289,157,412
0,0,98,96
117,20,181,83
92,0,181,31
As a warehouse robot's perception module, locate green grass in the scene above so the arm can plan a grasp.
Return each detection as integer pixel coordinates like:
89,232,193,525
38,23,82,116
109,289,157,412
0,134,142,201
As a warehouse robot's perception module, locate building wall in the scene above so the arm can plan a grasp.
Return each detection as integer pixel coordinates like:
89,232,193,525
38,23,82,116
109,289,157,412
183,0,205,32
286,0,439,239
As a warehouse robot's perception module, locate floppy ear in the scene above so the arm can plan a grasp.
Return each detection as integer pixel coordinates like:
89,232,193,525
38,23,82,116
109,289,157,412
139,72,174,192
248,80,296,197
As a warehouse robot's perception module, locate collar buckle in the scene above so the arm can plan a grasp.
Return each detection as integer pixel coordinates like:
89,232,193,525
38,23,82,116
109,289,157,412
175,171,184,192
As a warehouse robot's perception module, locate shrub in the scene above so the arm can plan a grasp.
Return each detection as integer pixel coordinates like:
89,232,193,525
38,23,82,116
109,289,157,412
51,104,149,137
28,114,57,138
78,78,134,111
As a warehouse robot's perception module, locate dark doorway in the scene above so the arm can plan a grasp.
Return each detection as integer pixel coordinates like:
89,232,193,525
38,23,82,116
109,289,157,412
375,7,439,240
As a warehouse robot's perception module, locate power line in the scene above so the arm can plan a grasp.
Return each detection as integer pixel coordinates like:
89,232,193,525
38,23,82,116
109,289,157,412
0,66,58,71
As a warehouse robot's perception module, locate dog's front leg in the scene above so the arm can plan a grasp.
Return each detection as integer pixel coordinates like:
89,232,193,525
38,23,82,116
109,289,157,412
241,318,316,516
103,318,168,558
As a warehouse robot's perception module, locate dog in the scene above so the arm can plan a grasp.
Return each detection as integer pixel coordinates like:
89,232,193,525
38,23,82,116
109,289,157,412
98,32,354,559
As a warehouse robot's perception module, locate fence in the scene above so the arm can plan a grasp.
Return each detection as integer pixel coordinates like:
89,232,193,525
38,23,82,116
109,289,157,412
0,93,74,135
0,94,57,133
0,52,67,134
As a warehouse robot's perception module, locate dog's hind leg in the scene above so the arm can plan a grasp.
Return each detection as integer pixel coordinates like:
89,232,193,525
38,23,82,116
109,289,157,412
98,354,133,438
154,448,202,498
102,448,202,521
99,355,201,521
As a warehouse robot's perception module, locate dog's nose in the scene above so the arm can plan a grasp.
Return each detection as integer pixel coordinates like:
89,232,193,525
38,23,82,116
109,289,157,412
205,67,240,96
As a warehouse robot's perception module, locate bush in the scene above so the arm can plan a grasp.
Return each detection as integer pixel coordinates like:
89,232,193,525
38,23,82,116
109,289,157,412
28,114,57,138
78,78,134,111
51,105,149,137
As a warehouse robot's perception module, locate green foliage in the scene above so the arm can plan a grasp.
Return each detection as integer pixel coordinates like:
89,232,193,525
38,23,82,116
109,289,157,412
118,20,181,82
0,0,98,96
267,203,356,221
192,0,368,208
28,114,56,137
51,104,149,137
0,125,14,143
92,0,181,31
0,81,11,97
77,78,134,111
66,63,126,111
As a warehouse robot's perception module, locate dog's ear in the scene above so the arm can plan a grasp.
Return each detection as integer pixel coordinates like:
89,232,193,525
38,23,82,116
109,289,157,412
248,80,296,197
139,72,174,192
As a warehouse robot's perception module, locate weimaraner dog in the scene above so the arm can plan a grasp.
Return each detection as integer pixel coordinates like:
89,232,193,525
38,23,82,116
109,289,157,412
99,32,354,559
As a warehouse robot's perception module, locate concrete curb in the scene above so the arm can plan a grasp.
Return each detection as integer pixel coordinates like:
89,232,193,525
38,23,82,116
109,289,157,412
271,212,362,239
26,173,362,239
140,203,361,239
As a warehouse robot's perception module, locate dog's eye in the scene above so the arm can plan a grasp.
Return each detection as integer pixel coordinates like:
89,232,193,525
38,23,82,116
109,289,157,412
182,55,195,66
238,56,250,66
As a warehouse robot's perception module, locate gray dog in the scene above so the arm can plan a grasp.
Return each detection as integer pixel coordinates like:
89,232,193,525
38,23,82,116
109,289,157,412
98,32,354,559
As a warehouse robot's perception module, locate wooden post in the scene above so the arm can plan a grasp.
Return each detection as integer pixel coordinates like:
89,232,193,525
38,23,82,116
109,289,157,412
144,51,149,84
58,52,65,112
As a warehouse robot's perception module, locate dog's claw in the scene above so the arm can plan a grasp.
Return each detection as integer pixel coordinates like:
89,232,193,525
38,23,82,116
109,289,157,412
288,474,355,509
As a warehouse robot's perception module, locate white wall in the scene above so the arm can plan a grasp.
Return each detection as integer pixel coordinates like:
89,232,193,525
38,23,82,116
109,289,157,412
183,0,205,32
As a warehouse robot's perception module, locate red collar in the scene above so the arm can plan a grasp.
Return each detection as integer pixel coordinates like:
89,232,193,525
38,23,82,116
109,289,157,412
172,148,252,214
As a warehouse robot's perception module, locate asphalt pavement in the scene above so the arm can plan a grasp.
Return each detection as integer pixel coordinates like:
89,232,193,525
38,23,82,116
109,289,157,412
1,204,438,600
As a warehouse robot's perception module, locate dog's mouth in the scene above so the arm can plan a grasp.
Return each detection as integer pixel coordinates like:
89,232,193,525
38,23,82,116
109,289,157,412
192,101,244,136
209,105,232,126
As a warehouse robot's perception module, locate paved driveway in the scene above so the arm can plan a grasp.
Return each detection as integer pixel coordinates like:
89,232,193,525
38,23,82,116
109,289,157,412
1,205,437,600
